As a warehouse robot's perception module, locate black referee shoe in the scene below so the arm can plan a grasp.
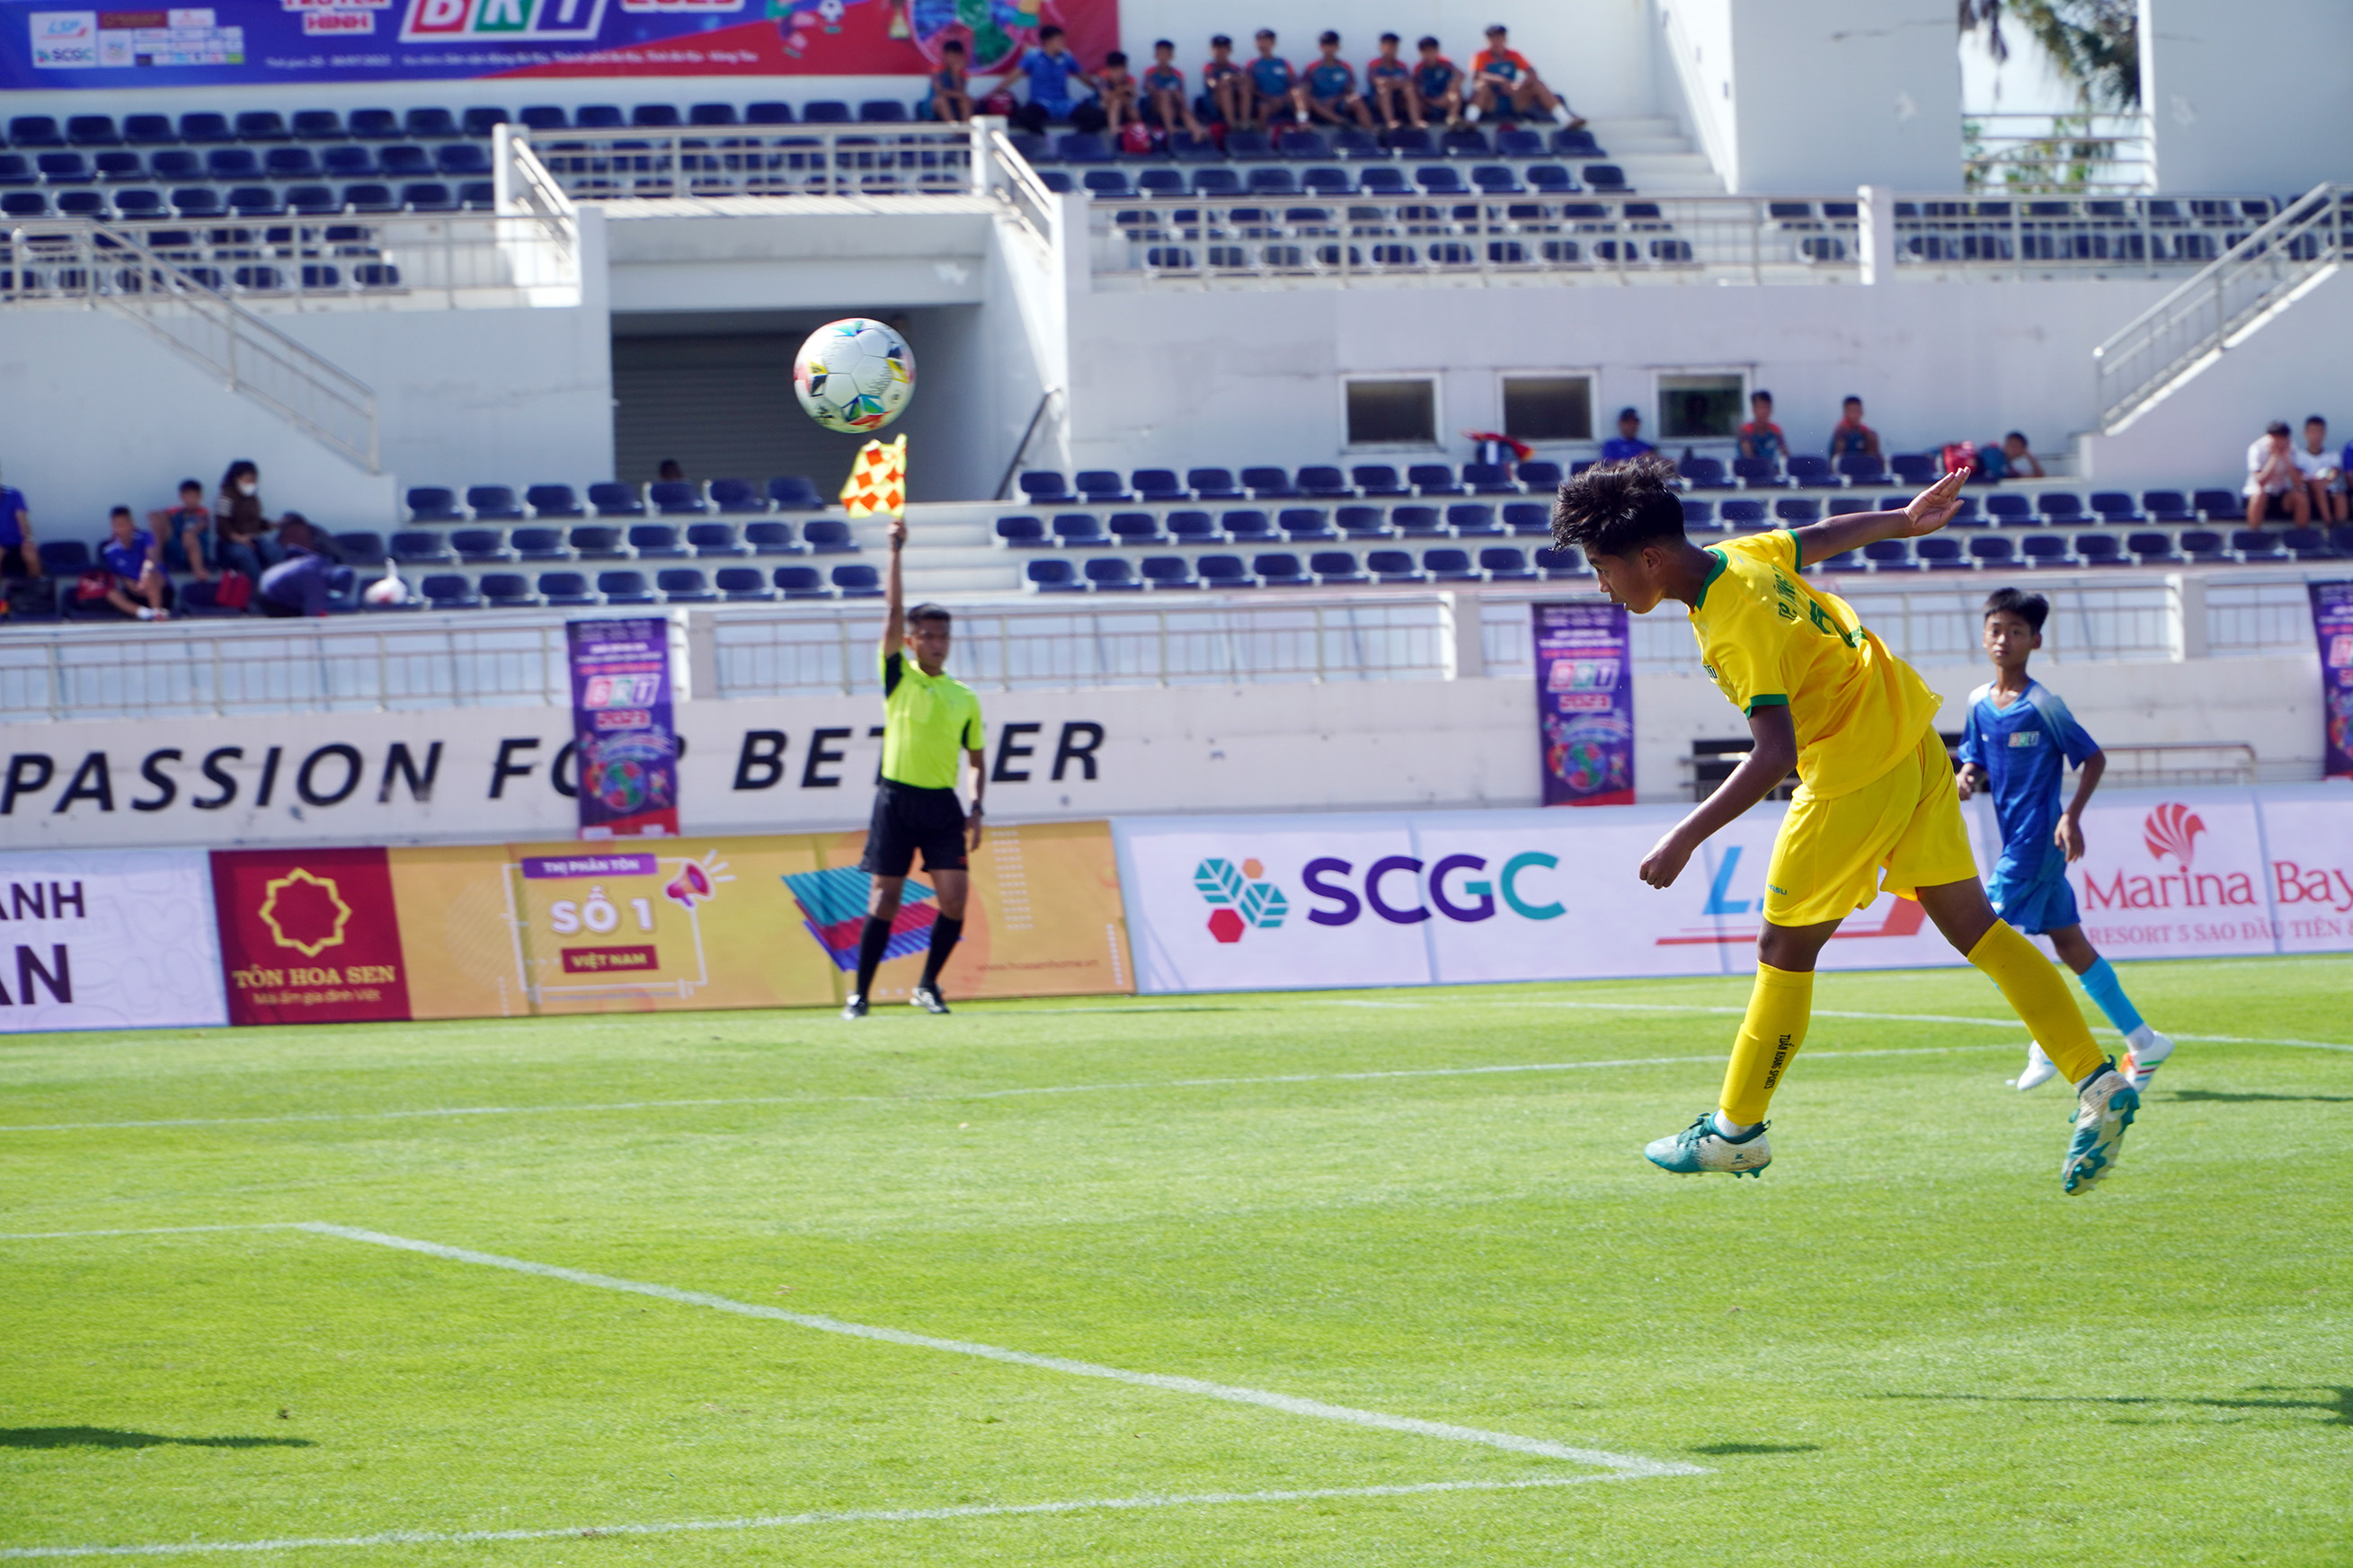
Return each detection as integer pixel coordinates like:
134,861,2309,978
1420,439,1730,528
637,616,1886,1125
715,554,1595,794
840,993,868,1019
910,982,950,1014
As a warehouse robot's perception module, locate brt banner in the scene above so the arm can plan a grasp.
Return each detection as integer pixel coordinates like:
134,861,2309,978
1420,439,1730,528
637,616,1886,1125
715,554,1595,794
568,617,679,840
2312,580,2353,780
0,0,1118,88
1532,602,1633,806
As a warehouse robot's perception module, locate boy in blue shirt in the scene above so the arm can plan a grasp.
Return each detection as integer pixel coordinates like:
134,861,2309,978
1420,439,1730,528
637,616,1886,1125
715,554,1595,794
1141,40,1205,137
1958,588,2173,1092
1292,31,1373,128
924,38,970,123
1243,30,1296,128
1015,26,1099,135
1365,33,1419,129
1599,407,1654,463
97,505,171,620
1412,37,1464,127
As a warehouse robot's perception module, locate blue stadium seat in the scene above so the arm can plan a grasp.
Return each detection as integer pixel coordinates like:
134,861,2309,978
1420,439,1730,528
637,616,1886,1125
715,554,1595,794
1500,503,1550,537
1108,512,1166,546
1719,499,1767,529
1861,539,1913,572
391,531,455,565
743,521,804,556
1221,509,1276,542
1679,456,1734,490
538,571,595,606
1836,453,1887,484
1052,513,1108,547
1083,556,1142,592
1890,453,1940,486
1775,497,1821,524
464,485,523,521
1449,504,1502,537
1253,552,1311,588
1336,506,1392,539
38,541,93,575
2088,492,2144,524
1241,465,1298,499
404,107,461,140
767,474,824,510
333,532,388,567
648,481,707,517
587,482,646,518
1461,463,1518,495
1366,549,1424,584
575,105,626,129
2232,528,2286,563
1187,467,1243,501
803,519,857,554
2073,533,2127,567
511,527,569,561
179,112,233,145
323,146,380,180
686,522,746,557
66,115,120,147
122,114,175,146
401,182,457,213
1392,506,1446,537
1423,547,1480,582
715,566,775,602
1297,465,1352,499
1969,536,2017,567
1478,546,1537,581
776,565,831,599
1534,546,1587,579
436,145,493,177
1525,164,1578,193
523,483,584,518
2038,492,2084,522
1582,164,1629,192
1682,499,1717,531
596,570,656,605
1280,509,1336,542
1352,465,1410,497
1075,469,1132,503
1827,494,1873,517
1916,537,1969,571
462,107,511,137
1196,554,1255,589
658,568,716,603
449,529,511,564
93,151,144,182
1132,468,1187,502
1987,493,2035,525
627,524,689,559
480,572,538,608
420,573,481,610
1026,558,1084,593
1167,511,1220,545
995,516,1048,547
2192,490,2239,521
380,145,433,177
2141,490,2196,523
205,147,260,179
745,102,795,126
1309,550,1366,585
2021,534,2076,569
1140,555,1198,590
405,486,464,522
569,527,626,560
1516,460,1563,492
291,110,345,139
1019,471,1074,503
265,147,320,180
1408,464,1462,497
1733,456,1785,489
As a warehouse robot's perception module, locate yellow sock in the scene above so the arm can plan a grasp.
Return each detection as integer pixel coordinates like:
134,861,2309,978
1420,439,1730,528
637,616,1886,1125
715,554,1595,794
1718,962,1815,1125
1966,920,2105,1084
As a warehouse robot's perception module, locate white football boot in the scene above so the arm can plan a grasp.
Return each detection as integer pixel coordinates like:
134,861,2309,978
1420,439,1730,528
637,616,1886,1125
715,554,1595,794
2010,1041,2058,1091
1645,1113,1772,1178
2120,1026,2174,1092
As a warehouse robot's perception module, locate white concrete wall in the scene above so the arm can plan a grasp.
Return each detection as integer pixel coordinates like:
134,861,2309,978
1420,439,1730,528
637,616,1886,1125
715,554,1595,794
2143,0,2353,196
1067,275,2177,481
1656,0,1959,194
2081,266,2353,483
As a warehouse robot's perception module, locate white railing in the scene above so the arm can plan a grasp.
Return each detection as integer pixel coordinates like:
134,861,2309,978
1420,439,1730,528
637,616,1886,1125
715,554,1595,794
980,118,1060,261
491,126,582,301
1093,191,2278,288
515,121,975,202
2091,182,2349,430
1964,112,2154,194
0,222,380,470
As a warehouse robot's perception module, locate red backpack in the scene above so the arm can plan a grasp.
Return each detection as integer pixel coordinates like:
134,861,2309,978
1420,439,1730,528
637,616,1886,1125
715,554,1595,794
1940,441,1979,478
1119,120,1155,155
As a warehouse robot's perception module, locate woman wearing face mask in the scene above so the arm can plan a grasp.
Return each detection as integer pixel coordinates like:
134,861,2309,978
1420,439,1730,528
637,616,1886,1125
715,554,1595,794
214,459,276,580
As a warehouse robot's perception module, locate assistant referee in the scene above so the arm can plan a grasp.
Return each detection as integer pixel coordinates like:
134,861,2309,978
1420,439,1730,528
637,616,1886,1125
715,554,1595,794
845,514,985,1018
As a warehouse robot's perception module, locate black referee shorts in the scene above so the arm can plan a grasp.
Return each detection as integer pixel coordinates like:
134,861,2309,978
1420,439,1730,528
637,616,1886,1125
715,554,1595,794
859,781,968,878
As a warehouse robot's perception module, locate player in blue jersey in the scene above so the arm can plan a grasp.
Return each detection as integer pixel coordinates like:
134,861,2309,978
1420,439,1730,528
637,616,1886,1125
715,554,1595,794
1958,589,2174,1092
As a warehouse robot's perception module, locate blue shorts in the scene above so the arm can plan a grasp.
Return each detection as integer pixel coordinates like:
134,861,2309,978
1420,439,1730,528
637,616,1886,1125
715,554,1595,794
1987,861,2079,935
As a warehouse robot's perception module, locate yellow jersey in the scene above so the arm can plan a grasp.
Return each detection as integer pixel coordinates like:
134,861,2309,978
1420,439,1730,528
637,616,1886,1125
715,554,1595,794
879,647,984,790
1687,529,1942,799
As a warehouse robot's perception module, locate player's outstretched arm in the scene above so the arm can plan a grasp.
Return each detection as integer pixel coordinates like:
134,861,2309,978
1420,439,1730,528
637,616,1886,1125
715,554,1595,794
1638,704,1799,889
883,515,908,652
1789,466,1968,563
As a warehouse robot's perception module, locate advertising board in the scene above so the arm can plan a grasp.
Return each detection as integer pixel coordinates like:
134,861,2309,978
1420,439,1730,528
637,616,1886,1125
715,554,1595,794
0,848,225,1032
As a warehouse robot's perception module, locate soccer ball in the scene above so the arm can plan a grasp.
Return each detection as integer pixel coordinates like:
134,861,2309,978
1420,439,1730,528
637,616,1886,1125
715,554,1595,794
793,318,916,433
362,573,410,607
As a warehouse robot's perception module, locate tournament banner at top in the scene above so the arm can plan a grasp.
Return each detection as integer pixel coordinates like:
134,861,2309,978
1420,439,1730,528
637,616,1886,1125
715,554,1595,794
1531,601,1634,806
567,616,679,840
0,0,1118,89
2312,580,2353,780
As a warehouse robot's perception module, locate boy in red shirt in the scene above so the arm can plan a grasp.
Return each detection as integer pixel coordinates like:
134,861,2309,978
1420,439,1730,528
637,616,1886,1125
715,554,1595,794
1203,35,1246,129
1365,33,1419,129
1738,389,1789,465
1470,24,1582,128
1141,40,1205,137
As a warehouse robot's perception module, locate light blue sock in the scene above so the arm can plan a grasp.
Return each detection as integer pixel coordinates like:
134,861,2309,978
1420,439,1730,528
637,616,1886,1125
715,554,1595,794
2076,957,2144,1038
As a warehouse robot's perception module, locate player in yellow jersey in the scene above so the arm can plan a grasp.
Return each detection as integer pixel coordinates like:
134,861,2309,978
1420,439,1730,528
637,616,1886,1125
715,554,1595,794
1548,456,2139,1194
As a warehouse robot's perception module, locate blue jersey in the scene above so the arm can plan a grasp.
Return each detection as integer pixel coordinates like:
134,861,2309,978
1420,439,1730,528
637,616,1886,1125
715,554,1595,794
1020,48,1085,114
1306,58,1354,98
1248,54,1293,96
1958,678,2100,883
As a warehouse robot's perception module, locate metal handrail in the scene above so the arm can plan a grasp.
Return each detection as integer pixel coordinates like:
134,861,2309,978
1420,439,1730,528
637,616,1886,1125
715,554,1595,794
510,120,977,202
981,119,1060,258
2091,181,2348,430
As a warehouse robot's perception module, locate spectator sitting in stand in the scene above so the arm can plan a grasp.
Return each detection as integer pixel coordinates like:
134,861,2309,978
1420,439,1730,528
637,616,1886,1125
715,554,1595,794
2244,420,2310,525
2300,414,2346,523
1015,26,1103,135
1469,24,1581,128
1141,40,1206,137
150,478,214,582
1826,395,1881,460
657,457,685,482
1974,430,2044,481
0,463,38,582
1243,30,1299,128
1365,33,1420,129
1203,36,1246,129
1292,31,1374,128
259,546,335,618
926,39,972,123
1736,389,1788,465
214,458,275,580
1095,50,1141,134
1413,37,1465,128
1600,407,1655,463
96,505,171,621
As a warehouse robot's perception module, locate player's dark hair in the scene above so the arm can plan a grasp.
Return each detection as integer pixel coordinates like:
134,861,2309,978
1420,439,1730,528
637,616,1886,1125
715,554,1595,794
2266,420,2292,438
1983,587,2048,633
1039,24,1063,41
1154,38,1173,49
110,504,131,518
1486,22,1507,33
179,477,202,492
1752,388,1772,405
1551,453,1687,559
1211,33,1230,47
942,37,964,51
1105,49,1126,65
2307,413,2328,426
1842,394,1862,405
2005,430,2028,444
1380,31,1399,43
1319,30,1339,45
1416,35,1440,49
1256,28,1275,40
908,603,953,628
1616,405,1639,421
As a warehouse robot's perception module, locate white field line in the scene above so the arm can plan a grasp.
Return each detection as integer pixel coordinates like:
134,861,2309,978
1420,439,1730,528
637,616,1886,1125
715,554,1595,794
297,1223,1704,1480
0,1475,1629,1560
0,1042,2019,1135
1480,997,2353,1052
0,1223,301,1241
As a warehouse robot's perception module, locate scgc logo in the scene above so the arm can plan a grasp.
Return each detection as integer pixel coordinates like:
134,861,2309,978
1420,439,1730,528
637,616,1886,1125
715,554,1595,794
1298,853,1566,926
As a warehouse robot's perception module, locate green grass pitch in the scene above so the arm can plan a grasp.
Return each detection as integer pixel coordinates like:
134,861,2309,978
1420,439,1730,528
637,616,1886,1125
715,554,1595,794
4,957,2348,1564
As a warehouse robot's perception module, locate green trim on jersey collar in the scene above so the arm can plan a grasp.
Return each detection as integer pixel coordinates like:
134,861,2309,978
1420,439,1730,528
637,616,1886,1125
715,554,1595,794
1789,528,1807,573
1745,694,1789,714
1695,546,1728,610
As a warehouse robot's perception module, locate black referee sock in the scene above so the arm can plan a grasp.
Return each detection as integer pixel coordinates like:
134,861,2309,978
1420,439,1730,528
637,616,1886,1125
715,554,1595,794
920,916,963,988
853,916,893,998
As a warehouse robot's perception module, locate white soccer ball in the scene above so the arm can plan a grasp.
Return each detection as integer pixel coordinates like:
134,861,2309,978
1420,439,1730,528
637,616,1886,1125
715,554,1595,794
793,317,916,434
363,573,410,607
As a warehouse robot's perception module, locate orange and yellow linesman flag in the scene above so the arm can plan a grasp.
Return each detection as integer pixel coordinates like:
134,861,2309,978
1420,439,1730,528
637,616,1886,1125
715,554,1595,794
839,435,907,518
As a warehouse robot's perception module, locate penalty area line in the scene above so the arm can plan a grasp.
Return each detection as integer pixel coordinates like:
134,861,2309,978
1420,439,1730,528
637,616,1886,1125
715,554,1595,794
0,1475,1635,1559
295,1222,1706,1481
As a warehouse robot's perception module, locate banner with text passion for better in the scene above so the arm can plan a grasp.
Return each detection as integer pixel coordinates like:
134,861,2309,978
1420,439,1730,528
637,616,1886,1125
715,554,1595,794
2312,580,2353,780
568,617,679,840
1532,602,1634,806
0,1,1119,89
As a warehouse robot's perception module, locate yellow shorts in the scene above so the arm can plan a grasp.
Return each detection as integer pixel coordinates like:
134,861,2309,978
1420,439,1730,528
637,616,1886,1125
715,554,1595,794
1763,726,1979,927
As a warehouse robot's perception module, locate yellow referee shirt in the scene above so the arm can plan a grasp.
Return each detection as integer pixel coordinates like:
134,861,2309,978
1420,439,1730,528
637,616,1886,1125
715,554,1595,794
1688,530,1941,798
878,648,984,789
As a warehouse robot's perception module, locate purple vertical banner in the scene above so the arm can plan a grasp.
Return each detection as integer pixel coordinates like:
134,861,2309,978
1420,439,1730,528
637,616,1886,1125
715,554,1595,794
566,617,680,840
2313,580,2353,781
1532,602,1635,806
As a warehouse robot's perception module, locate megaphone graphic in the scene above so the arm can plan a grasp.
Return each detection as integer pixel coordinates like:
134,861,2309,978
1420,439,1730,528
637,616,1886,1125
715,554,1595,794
664,861,714,908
